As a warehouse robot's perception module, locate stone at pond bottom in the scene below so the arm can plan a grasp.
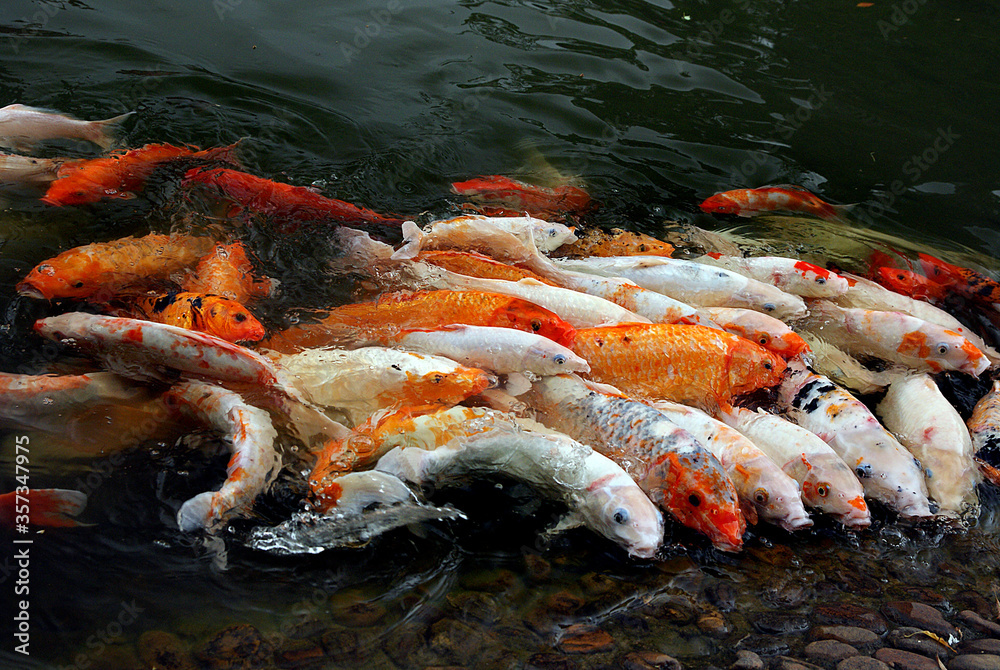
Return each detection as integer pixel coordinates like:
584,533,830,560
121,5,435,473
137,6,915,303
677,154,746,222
705,582,738,612
622,651,683,670
810,626,881,652
138,630,197,670
773,656,826,670
699,611,733,638
805,640,862,667
948,655,1000,670
196,624,272,670
958,611,1000,637
274,639,325,669
446,591,503,626
525,652,579,670
735,634,790,657
874,648,942,670
731,650,764,670
557,624,616,654
752,612,811,635
329,600,387,628
886,627,955,660
881,602,960,640
814,603,890,635
836,656,892,670
962,640,1000,655
952,592,995,619
429,617,498,666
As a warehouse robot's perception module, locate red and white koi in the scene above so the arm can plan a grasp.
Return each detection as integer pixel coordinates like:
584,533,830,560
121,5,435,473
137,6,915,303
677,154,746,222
370,406,665,559
0,104,132,152
716,405,870,528
309,471,419,515
876,374,980,519
695,253,849,298
0,488,87,528
799,300,988,375
525,374,746,552
697,307,810,359
551,255,808,320
699,185,842,220
165,381,281,531
650,400,811,531
969,381,1000,469
0,371,140,424
776,360,932,519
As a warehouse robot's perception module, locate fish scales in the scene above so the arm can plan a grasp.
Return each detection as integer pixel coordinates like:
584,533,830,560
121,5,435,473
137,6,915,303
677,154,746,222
526,375,745,552
969,381,1000,468
571,323,785,408
776,361,932,518
695,254,850,298
125,292,265,343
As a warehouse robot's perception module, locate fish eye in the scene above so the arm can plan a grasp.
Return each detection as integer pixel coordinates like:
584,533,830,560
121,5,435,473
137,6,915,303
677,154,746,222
855,464,872,478
816,277,826,285
763,361,772,370
73,281,84,288
816,483,830,498
754,488,769,504
936,344,949,355
613,508,629,525
688,493,701,507
234,312,247,322
530,319,541,332
432,374,443,384
553,354,567,366
763,302,776,312
758,334,770,345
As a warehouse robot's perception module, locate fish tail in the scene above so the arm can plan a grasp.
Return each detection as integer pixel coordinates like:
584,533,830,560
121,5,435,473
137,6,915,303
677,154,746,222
28,488,88,527
391,221,424,260
90,111,135,151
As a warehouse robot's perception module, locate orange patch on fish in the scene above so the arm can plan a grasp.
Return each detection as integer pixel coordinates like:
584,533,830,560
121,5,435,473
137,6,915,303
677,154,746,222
848,496,868,511
896,331,931,359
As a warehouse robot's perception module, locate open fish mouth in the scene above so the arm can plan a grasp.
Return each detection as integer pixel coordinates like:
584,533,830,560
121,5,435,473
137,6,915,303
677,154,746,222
16,282,47,300
778,514,814,532
838,509,872,529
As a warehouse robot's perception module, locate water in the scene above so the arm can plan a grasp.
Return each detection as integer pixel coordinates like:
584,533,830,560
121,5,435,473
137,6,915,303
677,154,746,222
2,0,1000,667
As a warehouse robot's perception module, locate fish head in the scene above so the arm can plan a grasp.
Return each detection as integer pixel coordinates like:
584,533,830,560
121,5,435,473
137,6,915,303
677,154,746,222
646,451,745,552
917,253,961,285
584,479,665,559
17,255,105,299
532,221,578,252
733,455,812,531
495,301,576,347
409,366,496,406
526,341,590,376
900,328,989,376
799,454,870,528
699,193,741,215
200,297,266,342
727,339,787,397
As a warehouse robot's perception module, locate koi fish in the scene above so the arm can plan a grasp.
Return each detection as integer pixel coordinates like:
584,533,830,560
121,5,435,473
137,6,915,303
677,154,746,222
716,405,870,528
17,233,217,300
309,470,420,515
552,255,808,320
876,374,979,519
165,381,281,532
876,267,949,302
525,374,745,552
918,252,1000,306
266,289,577,353
651,401,811,531
554,228,674,258
799,300,988,376
364,405,664,558
697,307,810,359
273,346,494,425
776,360,932,519
0,371,140,426
699,186,842,220
796,332,897,395
181,242,276,304
122,292,265,342
42,142,238,206
392,214,577,258
571,323,786,409
835,273,1000,366
696,253,850,298
390,324,590,377
1,152,62,186
0,104,133,152
969,381,1000,469
415,249,556,285
182,167,405,228
451,175,592,217
0,489,87,528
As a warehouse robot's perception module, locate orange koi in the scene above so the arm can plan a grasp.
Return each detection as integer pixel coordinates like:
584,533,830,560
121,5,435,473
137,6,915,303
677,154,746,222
698,306,811,359
554,228,674,258
182,242,275,304
918,252,1000,305
0,489,87,528
451,175,592,217
124,292,265,342
267,289,577,353
183,167,405,228
42,142,238,206
876,266,950,302
699,185,842,220
415,249,557,285
17,233,217,300
571,323,786,408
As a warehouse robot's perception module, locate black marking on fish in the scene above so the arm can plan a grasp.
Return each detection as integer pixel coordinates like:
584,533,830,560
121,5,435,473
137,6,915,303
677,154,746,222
151,291,180,313
793,379,837,413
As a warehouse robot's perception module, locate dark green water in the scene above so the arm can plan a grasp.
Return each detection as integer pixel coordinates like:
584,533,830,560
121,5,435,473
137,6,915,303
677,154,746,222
2,0,1000,668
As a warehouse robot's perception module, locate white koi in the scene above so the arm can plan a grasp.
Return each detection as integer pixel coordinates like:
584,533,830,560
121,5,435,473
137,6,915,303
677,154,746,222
0,104,133,152
694,254,850,297
393,215,576,258
1,152,62,186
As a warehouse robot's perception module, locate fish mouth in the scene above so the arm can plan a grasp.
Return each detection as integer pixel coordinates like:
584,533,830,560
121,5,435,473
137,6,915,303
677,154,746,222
628,542,660,560
838,508,872,529
16,281,48,300
778,514,814,532
896,500,934,521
